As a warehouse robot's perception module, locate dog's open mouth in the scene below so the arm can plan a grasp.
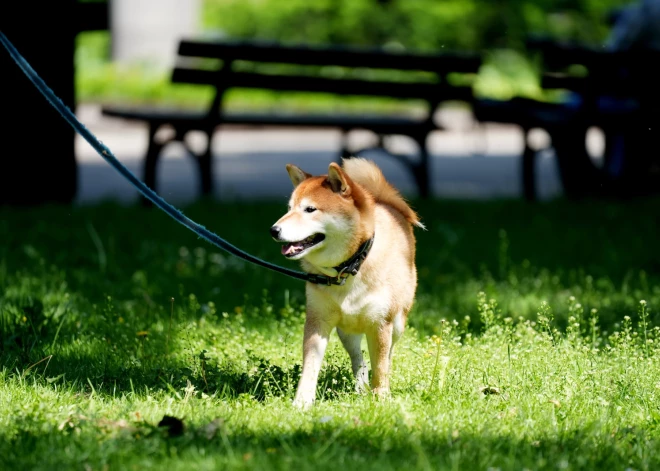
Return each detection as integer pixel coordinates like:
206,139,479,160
282,233,325,258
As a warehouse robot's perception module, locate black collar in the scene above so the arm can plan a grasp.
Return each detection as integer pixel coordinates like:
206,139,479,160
306,235,375,286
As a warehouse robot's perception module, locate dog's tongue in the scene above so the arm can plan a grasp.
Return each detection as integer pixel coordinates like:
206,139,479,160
282,242,304,256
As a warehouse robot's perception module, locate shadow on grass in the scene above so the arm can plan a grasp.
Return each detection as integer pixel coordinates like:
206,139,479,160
1,340,357,402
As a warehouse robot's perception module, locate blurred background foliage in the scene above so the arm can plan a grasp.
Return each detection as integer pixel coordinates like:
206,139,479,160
202,0,625,51
76,0,632,107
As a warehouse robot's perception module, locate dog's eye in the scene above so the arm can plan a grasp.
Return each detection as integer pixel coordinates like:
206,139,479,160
304,206,317,213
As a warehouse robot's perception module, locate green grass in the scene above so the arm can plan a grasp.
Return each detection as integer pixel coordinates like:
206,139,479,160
2,198,660,470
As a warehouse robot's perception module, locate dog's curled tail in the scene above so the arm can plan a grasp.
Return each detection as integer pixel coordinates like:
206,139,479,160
342,157,426,230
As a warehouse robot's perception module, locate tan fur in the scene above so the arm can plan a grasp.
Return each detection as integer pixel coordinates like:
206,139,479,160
271,158,422,408
342,158,425,229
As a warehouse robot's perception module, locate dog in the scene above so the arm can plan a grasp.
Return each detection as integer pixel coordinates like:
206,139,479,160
270,158,424,408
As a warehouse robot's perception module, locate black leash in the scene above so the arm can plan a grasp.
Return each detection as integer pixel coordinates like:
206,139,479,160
0,31,372,286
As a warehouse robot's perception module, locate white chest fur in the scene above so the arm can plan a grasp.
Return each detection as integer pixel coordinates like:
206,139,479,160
307,276,391,334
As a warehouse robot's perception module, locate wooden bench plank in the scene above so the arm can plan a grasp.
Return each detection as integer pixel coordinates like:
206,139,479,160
528,36,660,69
171,68,475,102
101,108,438,133
178,39,481,73
473,98,578,127
540,74,640,97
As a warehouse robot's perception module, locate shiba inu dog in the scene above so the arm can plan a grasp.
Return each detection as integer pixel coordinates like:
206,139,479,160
270,158,424,408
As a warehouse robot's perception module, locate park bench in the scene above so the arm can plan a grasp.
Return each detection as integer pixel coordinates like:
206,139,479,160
474,35,660,199
102,39,481,200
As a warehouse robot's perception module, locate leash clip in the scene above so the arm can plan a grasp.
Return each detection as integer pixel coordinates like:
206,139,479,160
335,266,349,285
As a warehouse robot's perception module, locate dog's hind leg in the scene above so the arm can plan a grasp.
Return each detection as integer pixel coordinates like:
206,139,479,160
366,321,393,397
337,328,369,393
389,311,406,367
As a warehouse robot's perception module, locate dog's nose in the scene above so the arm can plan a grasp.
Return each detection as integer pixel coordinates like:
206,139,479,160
270,225,281,239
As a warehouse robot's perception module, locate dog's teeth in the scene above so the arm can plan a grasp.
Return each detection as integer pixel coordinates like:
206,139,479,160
283,242,304,255
281,234,322,257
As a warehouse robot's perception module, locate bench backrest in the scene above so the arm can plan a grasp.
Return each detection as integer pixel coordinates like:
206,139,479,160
528,36,660,98
171,39,481,104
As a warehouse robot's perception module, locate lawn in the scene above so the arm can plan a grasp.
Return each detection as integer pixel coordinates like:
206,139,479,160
1,197,660,470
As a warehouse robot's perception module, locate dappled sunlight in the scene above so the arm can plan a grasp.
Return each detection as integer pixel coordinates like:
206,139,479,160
2,298,660,469
2,199,660,468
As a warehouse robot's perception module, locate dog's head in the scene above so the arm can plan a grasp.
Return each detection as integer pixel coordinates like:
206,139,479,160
270,162,373,268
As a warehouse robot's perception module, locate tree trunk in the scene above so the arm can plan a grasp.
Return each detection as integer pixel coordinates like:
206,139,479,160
0,0,78,205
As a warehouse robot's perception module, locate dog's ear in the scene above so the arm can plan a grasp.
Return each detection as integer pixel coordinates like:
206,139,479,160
286,164,311,188
327,162,352,196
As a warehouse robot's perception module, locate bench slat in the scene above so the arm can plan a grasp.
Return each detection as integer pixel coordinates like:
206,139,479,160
171,68,474,102
540,74,589,92
541,74,642,98
178,39,481,74
473,98,578,127
528,36,660,69
101,107,436,132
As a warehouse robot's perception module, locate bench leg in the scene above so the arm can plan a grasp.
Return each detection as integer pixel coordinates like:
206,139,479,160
198,132,214,197
413,135,431,199
551,126,598,199
338,131,352,163
521,129,536,202
142,124,164,207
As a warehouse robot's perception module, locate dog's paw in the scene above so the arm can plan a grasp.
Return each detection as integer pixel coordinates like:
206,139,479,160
371,387,391,398
355,368,369,394
355,378,369,395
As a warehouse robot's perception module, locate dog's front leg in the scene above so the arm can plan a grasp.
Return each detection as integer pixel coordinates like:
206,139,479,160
293,316,333,409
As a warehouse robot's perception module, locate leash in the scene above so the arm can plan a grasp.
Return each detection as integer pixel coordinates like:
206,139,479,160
0,31,371,286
